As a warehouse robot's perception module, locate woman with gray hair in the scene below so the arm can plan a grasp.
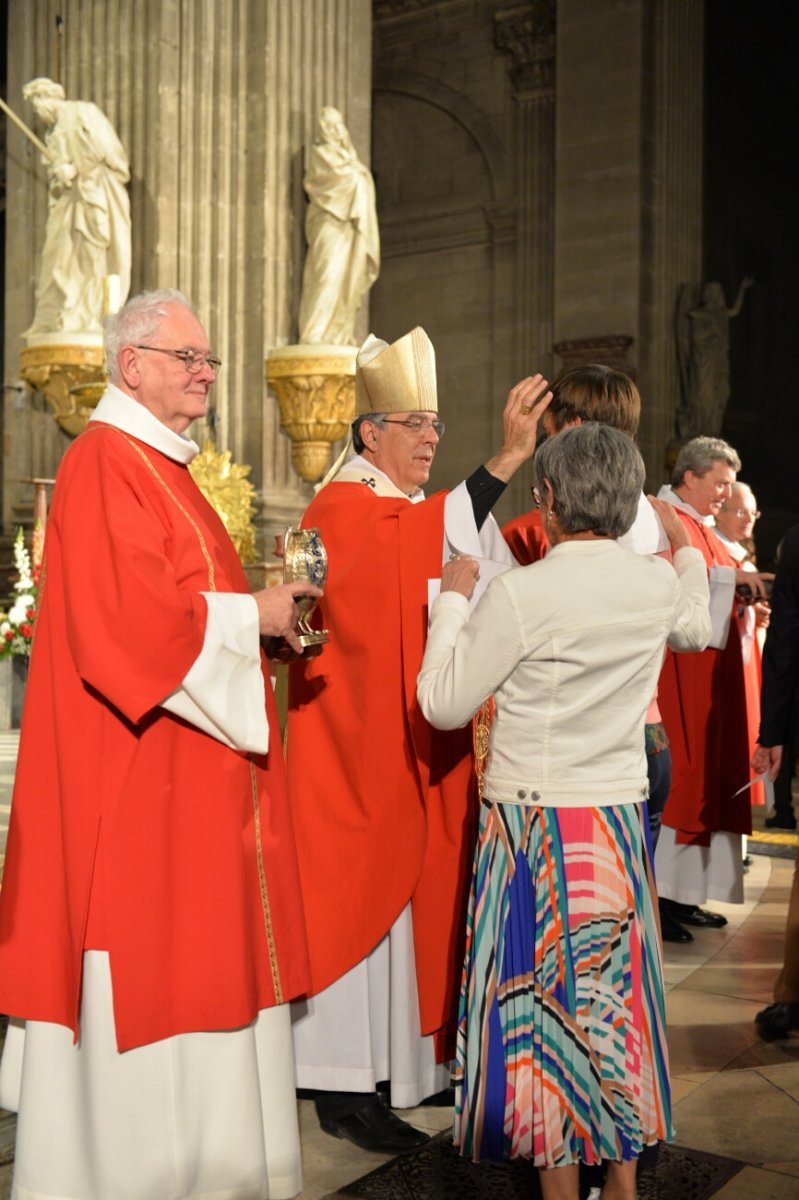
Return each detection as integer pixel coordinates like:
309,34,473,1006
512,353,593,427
417,424,712,1200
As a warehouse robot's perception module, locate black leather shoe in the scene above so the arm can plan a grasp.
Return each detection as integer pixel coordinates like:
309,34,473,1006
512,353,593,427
319,1096,430,1154
420,1086,455,1107
755,1002,799,1040
765,812,798,830
659,909,693,943
679,906,728,928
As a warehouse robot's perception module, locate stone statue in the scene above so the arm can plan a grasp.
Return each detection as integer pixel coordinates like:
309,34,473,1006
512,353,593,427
676,276,753,439
22,77,131,338
298,107,380,346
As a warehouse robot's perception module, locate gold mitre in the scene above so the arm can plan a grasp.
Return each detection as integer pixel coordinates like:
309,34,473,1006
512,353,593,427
355,326,438,415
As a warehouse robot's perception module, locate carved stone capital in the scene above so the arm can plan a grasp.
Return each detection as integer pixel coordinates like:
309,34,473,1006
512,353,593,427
20,342,107,437
266,346,357,483
553,335,635,378
494,2,556,101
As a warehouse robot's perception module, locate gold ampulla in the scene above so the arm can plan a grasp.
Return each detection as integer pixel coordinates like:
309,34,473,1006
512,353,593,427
282,526,329,647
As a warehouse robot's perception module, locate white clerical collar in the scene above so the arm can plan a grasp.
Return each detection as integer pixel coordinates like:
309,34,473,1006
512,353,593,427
89,383,200,464
715,529,748,561
656,484,715,527
335,452,426,503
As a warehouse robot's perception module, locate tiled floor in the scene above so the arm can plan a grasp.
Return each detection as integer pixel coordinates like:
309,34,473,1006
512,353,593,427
2,743,799,1198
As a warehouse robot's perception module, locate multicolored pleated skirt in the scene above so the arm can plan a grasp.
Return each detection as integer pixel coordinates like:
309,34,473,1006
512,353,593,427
454,799,673,1168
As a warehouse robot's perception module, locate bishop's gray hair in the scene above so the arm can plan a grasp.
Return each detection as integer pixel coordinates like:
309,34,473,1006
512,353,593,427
533,422,645,538
672,436,741,486
352,413,388,452
103,289,196,382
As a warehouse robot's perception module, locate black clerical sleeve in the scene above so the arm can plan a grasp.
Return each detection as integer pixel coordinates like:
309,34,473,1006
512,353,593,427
759,524,799,746
465,466,507,531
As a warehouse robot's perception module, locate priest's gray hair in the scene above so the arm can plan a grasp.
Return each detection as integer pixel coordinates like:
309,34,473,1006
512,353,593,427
672,436,741,486
534,423,645,538
104,289,197,382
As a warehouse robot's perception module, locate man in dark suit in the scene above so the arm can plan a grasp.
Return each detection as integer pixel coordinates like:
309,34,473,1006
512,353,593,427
752,523,799,1037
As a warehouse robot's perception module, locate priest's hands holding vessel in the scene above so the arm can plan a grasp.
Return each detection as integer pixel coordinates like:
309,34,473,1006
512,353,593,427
258,525,330,660
254,582,324,657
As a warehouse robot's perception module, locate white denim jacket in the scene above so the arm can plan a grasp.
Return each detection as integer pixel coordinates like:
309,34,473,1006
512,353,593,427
417,540,710,808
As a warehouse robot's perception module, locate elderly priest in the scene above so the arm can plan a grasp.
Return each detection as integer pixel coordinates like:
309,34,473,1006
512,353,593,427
0,290,319,1200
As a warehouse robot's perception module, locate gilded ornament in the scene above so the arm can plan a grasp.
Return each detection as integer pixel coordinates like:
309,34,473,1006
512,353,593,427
266,347,357,483
20,342,107,437
189,439,258,564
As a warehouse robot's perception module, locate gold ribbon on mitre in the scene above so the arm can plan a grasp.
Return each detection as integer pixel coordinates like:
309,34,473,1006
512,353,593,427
318,326,438,489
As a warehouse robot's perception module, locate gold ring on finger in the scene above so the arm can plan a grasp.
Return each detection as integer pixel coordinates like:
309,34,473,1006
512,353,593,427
520,404,533,415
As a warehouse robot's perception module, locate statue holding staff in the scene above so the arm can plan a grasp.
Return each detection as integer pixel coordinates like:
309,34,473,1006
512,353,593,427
17,78,131,338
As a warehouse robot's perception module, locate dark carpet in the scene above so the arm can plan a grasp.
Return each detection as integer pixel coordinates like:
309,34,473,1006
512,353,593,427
324,1134,745,1199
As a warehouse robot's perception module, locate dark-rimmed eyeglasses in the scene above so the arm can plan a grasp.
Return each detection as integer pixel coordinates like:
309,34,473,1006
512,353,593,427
135,345,222,376
380,417,445,437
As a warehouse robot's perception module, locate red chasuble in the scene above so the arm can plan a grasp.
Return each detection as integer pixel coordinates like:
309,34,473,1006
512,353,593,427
501,507,549,565
658,511,752,845
286,482,476,1049
0,423,310,1051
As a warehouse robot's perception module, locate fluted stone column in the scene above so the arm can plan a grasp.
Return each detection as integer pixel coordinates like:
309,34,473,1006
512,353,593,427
638,0,704,480
494,0,556,519
3,0,373,550
553,0,703,487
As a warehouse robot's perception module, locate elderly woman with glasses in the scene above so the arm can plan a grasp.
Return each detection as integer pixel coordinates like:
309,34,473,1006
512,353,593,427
417,424,712,1200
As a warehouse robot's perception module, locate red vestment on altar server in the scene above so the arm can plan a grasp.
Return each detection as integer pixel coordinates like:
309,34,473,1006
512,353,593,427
286,482,476,1046
0,423,310,1051
658,511,752,845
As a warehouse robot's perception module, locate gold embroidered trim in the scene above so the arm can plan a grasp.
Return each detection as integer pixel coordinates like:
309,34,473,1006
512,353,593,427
83,424,217,591
473,696,495,800
115,433,217,592
250,756,283,1002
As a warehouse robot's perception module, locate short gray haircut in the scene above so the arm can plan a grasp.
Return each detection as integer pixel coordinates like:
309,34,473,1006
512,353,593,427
352,412,388,453
672,436,741,486
103,289,196,382
533,423,645,538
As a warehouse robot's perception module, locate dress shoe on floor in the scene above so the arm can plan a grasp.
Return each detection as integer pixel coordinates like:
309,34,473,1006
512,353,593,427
678,906,728,928
755,1002,799,1040
659,909,693,943
765,812,798,830
319,1096,430,1154
420,1086,455,1107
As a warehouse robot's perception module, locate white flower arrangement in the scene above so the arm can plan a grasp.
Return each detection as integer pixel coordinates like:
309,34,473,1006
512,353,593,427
0,528,40,658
